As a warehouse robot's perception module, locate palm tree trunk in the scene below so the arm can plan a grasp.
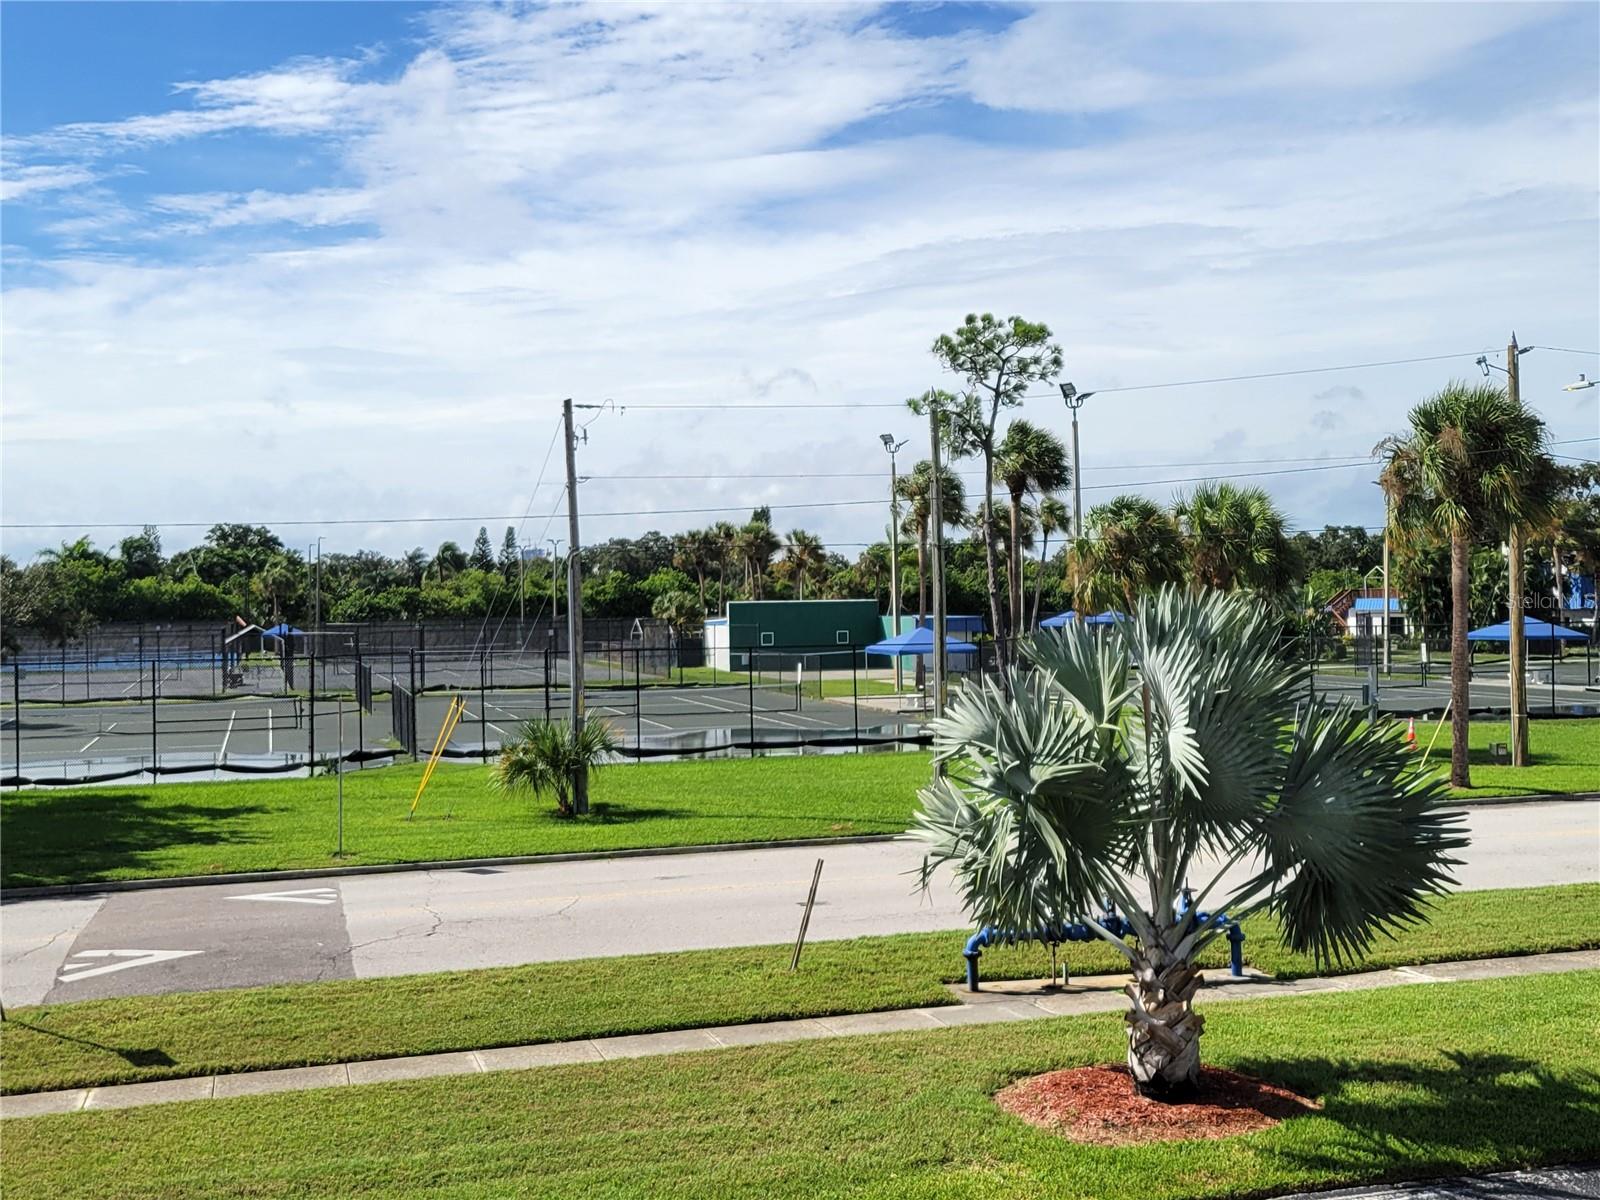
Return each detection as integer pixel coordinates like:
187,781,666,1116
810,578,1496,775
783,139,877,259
1125,948,1204,1097
1449,531,1472,789
1508,523,1528,766
1030,528,1050,628
981,477,1009,679
1008,489,1024,635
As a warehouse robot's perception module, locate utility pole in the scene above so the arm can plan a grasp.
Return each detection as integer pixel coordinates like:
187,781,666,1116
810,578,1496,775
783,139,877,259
928,399,947,719
1506,333,1529,766
881,434,907,693
562,399,588,813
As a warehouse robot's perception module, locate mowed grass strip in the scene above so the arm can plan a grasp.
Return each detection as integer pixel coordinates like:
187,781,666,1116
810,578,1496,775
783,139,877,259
4,718,1595,887
1424,718,1599,798
3,883,1595,1096
0,751,930,887
5,972,1598,1200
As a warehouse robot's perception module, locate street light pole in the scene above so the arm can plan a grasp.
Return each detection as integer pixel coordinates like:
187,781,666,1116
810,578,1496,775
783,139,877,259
1058,384,1094,540
547,538,564,627
881,434,908,693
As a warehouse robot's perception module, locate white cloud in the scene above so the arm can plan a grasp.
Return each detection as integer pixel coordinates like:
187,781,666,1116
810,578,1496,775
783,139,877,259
1,2,1596,560
0,163,96,201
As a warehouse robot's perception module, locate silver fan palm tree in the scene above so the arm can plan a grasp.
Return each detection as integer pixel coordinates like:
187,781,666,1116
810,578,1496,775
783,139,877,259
912,586,1464,1097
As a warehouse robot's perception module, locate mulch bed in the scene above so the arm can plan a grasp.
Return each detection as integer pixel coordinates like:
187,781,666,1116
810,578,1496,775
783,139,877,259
996,1063,1320,1146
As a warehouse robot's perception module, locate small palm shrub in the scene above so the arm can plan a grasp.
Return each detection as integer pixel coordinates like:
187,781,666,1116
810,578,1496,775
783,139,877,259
495,719,618,817
913,585,1464,1097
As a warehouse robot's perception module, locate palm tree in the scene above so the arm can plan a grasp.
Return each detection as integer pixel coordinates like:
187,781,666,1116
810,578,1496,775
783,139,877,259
913,586,1463,1097
432,541,467,583
710,521,739,609
251,554,302,624
494,720,618,818
1030,494,1070,628
651,590,703,642
997,420,1069,633
733,521,780,599
896,460,968,632
1378,381,1549,788
1175,481,1297,594
401,548,430,588
783,530,826,600
854,542,891,606
1071,495,1184,613
672,529,717,613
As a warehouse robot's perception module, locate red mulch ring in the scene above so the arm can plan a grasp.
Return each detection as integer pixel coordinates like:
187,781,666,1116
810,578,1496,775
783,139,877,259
996,1063,1320,1146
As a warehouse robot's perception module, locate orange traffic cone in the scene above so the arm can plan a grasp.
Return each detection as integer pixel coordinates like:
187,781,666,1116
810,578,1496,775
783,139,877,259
1404,717,1417,749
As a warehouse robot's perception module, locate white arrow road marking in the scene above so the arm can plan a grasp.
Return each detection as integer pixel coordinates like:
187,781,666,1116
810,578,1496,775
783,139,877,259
57,949,204,984
226,887,339,905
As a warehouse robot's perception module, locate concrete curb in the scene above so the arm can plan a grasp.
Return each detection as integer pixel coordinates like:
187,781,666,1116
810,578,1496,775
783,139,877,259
1442,791,1599,808
3,948,1595,1120
3,789,1594,898
0,833,908,901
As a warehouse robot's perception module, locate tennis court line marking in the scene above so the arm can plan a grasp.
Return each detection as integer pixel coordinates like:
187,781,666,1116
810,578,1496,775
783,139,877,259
78,722,118,754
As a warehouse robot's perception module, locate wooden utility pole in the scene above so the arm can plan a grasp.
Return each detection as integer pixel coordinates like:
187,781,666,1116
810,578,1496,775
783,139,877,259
929,399,947,719
1506,335,1529,766
563,398,589,813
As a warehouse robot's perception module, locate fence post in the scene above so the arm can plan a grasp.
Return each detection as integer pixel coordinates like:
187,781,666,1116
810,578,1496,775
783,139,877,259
309,650,317,773
851,645,859,752
150,641,159,783
356,646,365,772
748,653,756,758
634,645,642,756
543,645,552,722
12,657,21,789
479,648,488,759
60,642,66,707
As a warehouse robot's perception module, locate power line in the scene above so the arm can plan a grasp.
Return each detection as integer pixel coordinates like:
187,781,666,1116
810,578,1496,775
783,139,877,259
1022,350,1493,399
4,440,1590,534
1540,347,1600,356
603,349,1493,410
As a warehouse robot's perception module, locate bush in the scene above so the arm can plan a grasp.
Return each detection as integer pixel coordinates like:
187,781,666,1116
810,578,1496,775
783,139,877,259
493,720,618,817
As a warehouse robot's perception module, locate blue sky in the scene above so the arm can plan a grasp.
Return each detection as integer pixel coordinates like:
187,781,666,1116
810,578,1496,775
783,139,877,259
3,1,1596,560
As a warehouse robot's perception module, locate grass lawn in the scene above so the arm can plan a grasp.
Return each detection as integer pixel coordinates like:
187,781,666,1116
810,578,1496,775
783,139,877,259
1416,718,1600,798
4,717,1594,886
5,971,1597,1200
0,752,927,888
3,883,1594,1096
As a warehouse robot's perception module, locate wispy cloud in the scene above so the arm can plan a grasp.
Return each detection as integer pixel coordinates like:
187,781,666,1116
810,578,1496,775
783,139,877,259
2,2,1595,558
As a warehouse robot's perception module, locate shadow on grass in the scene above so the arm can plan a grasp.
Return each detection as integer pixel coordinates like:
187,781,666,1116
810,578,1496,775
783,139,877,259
8,1021,177,1069
1235,1050,1600,1178
0,790,274,887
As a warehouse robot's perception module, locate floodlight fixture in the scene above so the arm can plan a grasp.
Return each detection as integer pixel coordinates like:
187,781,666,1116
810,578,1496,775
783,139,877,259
1564,373,1595,392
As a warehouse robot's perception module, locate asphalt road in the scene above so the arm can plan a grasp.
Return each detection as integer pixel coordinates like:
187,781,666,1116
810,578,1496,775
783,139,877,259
1279,1164,1599,1199
3,801,1595,1007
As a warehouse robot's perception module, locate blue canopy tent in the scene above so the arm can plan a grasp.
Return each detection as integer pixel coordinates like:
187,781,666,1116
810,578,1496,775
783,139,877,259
862,626,979,659
1039,610,1126,629
260,623,305,639
1466,619,1588,643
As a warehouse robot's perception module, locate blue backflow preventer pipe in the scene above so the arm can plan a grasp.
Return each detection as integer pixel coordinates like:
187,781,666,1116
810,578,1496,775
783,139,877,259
962,899,1245,992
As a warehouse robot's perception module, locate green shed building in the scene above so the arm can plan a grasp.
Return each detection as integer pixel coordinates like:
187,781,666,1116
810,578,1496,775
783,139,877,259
706,600,883,671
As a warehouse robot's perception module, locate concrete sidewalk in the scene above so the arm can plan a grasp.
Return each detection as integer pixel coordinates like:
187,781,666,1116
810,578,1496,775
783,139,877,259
4,947,1595,1121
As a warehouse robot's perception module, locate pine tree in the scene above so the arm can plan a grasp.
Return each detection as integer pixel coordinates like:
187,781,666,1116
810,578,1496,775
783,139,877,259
470,526,496,572
498,526,520,579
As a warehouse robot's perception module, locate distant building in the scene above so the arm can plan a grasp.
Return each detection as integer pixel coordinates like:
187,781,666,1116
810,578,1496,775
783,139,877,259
705,599,884,672
1325,588,1412,639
